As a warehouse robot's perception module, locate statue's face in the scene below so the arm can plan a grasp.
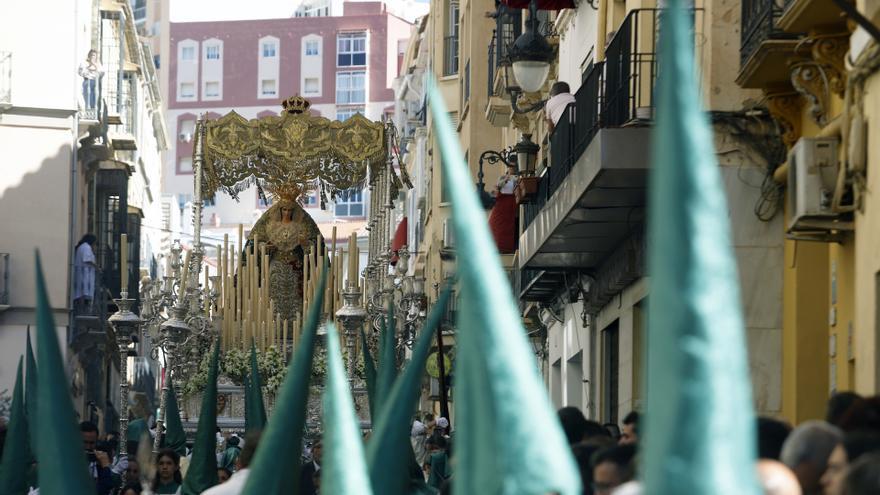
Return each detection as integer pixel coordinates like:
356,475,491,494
281,206,294,220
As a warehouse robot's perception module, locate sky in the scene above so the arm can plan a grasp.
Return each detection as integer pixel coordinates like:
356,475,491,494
170,0,429,23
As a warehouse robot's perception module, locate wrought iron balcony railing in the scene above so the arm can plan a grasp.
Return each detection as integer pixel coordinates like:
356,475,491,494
526,8,694,231
603,8,660,127
494,4,522,67
740,0,792,67
443,35,459,76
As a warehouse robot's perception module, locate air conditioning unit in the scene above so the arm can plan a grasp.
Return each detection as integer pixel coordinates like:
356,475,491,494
787,137,842,232
442,219,455,249
179,132,193,142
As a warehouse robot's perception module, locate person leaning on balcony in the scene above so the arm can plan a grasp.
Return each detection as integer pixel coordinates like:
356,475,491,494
544,81,576,133
78,49,104,110
74,234,98,309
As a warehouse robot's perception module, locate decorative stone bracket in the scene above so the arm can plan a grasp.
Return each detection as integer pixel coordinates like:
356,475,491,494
789,33,849,127
765,91,804,149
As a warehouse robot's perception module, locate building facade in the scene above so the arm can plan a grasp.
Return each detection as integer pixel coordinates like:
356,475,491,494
734,0,880,423
161,1,413,262
393,0,796,424
0,0,168,427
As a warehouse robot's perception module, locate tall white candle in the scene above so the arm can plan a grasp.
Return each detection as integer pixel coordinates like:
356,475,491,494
120,233,128,295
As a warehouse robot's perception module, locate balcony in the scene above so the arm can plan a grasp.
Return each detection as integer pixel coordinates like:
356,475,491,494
777,0,848,34
737,0,800,89
484,5,524,126
518,8,669,300
0,51,10,111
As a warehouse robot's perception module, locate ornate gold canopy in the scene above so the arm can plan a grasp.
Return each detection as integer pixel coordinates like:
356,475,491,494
199,98,389,203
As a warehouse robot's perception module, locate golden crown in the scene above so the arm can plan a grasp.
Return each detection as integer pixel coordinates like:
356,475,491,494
267,182,305,204
282,95,311,115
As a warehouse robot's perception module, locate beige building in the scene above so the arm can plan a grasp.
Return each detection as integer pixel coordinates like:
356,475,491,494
393,0,792,424
0,0,168,428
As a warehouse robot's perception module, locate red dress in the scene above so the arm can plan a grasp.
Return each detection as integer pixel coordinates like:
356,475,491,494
489,175,518,253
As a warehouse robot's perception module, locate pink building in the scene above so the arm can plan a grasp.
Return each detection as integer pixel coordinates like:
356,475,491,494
163,1,412,240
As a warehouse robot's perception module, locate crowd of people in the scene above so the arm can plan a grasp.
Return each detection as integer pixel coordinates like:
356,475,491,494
3,392,879,494
552,392,880,495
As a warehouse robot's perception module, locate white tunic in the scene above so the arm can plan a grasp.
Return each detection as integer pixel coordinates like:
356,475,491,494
74,242,96,300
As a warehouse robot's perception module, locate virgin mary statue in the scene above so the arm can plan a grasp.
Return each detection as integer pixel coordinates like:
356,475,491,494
247,192,321,323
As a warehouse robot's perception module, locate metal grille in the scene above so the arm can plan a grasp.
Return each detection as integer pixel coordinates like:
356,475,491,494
740,0,792,67
100,12,125,119
495,5,522,67
603,9,659,127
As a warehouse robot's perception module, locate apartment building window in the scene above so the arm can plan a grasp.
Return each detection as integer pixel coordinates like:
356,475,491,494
178,119,195,142
303,192,318,207
335,188,364,217
179,82,195,98
337,32,366,67
258,195,273,208
205,45,220,60
336,71,365,104
178,156,193,174
336,107,363,121
443,0,459,75
181,46,195,60
261,79,277,97
262,42,277,57
205,81,220,97
203,195,216,206
306,40,320,56
304,77,320,95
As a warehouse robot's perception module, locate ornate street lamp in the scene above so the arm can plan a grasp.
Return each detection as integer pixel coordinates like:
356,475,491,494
477,148,516,210
513,133,540,176
510,0,554,93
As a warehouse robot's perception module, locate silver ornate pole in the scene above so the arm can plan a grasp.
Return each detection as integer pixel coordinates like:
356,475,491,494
190,117,206,291
153,303,189,453
108,290,143,484
335,280,367,388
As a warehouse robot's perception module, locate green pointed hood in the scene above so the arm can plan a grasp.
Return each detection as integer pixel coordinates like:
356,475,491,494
181,340,221,495
34,252,95,494
642,2,759,493
241,262,328,494
366,286,452,495
427,83,581,495
321,322,373,495
360,327,377,419
246,341,267,433
0,358,32,494
163,375,188,457
25,330,38,462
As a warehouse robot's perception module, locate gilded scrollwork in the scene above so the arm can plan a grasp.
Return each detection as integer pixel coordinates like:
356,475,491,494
789,33,849,127
765,91,803,148
200,104,387,201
